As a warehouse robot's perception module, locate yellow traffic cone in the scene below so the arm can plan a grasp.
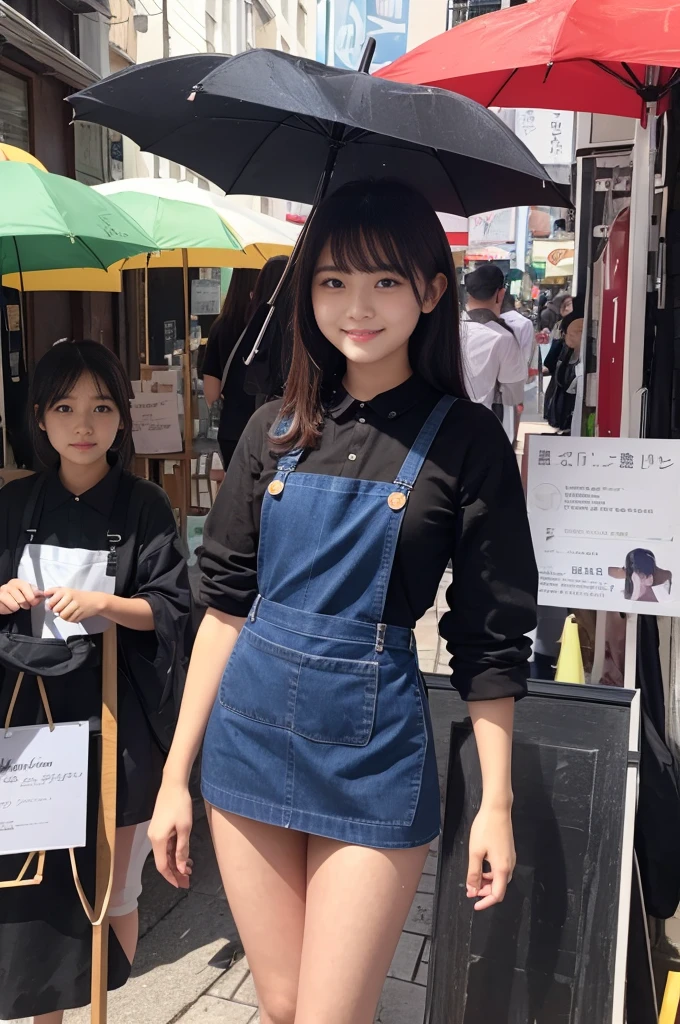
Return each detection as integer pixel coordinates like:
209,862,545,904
659,970,680,1024
555,614,585,684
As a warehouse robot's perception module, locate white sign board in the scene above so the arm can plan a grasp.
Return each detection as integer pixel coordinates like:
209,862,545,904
527,437,680,614
515,109,574,167
131,395,182,455
0,721,89,855
468,208,517,245
191,279,221,316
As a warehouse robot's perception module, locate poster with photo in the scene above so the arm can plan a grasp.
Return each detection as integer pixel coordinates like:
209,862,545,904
527,436,680,616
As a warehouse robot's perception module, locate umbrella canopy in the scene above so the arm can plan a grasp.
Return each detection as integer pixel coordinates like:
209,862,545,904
69,48,567,217
94,178,299,268
0,144,47,171
0,163,157,276
2,266,122,292
93,178,241,255
377,0,680,121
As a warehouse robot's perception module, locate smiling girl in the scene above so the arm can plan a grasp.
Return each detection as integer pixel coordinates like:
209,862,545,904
0,341,190,1023
149,181,537,1024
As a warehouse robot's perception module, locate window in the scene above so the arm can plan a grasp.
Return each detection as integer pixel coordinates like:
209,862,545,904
282,0,291,21
0,70,29,150
206,0,217,53
446,0,502,28
281,36,291,53
297,2,307,47
245,0,255,48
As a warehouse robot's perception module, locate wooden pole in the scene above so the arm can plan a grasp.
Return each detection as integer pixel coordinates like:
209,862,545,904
144,264,150,366
181,249,192,535
90,625,118,1024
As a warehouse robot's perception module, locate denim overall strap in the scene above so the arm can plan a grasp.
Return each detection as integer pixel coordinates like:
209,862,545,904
394,395,457,491
363,394,456,626
271,414,305,475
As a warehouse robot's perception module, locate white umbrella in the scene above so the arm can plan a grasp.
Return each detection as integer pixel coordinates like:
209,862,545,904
95,177,300,268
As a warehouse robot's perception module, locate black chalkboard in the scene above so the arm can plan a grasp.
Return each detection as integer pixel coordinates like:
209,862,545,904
424,678,638,1024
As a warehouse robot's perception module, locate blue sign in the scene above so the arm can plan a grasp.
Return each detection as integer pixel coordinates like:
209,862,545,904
318,0,410,70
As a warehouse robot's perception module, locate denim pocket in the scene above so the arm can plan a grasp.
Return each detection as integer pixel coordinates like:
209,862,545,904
219,626,378,747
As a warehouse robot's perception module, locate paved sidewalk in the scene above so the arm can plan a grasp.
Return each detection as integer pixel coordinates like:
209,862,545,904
7,609,453,1024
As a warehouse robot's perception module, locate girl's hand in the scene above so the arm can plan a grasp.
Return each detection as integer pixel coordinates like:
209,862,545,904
148,781,194,889
0,578,43,614
466,804,516,911
43,587,107,622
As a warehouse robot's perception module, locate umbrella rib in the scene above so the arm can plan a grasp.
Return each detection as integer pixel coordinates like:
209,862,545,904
487,68,518,108
590,60,639,93
77,239,110,273
218,118,320,196
428,146,467,219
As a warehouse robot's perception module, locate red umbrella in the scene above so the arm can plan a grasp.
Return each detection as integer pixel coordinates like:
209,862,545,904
376,0,680,123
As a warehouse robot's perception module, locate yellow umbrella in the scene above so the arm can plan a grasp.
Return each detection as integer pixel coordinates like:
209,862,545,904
2,266,122,292
0,144,46,171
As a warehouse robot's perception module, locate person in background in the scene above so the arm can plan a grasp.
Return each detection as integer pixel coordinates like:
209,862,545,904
539,291,572,334
501,291,536,377
544,302,584,434
202,259,289,471
462,264,526,443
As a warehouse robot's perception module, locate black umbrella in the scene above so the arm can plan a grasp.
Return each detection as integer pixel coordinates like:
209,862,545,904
69,44,566,218
69,42,567,378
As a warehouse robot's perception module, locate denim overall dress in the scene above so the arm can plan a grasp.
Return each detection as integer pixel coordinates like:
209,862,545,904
202,394,456,848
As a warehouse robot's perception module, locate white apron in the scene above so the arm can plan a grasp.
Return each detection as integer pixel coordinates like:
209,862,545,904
17,543,115,640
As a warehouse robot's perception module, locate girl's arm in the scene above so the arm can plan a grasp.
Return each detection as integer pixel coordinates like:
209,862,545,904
148,608,245,887
42,588,156,630
466,698,515,910
203,373,222,407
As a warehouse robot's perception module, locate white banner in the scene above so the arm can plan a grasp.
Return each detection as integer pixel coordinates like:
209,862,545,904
515,109,574,167
527,436,680,615
0,721,89,855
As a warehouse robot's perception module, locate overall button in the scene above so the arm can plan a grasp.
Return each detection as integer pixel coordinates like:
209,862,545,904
268,480,285,496
74,496,80,502
388,411,397,419
348,453,357,462
388,492,407,511
358,417,366,424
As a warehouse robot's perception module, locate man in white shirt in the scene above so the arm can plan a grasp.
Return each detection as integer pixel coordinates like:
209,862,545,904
501,293,537,375
461,266,527,436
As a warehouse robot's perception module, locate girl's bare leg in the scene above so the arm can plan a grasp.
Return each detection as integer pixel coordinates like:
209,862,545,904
207,805,307,1024
294,836,429,1024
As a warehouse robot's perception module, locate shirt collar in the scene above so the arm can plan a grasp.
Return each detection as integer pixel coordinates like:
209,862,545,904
324,374,438,421
44,459,124,515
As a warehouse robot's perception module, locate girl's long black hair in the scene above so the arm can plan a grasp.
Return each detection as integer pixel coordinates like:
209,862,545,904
624,548,657,599
29,340,134,469
273,180,467,452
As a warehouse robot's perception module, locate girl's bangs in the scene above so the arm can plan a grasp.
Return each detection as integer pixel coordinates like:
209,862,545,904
42,348,112,411
328,220,422,296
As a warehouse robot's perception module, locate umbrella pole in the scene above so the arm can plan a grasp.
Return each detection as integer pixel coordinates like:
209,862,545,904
144,258,150,365
181,248,192,531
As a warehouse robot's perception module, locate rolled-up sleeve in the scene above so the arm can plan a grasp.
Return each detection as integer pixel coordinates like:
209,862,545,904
439,415,537,701
198,413,263,616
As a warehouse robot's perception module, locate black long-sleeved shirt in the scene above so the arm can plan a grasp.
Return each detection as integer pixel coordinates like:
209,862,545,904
200,374,537,701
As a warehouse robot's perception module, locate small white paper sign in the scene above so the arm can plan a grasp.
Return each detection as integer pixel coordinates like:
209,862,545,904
131,395,182,455
191,279,221,316
0,721,89,855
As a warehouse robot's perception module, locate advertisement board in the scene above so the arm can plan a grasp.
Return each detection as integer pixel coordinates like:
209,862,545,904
527,436,680,615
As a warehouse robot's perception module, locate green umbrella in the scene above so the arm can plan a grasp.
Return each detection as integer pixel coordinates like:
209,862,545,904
94,182,241,255
0,163,158,276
